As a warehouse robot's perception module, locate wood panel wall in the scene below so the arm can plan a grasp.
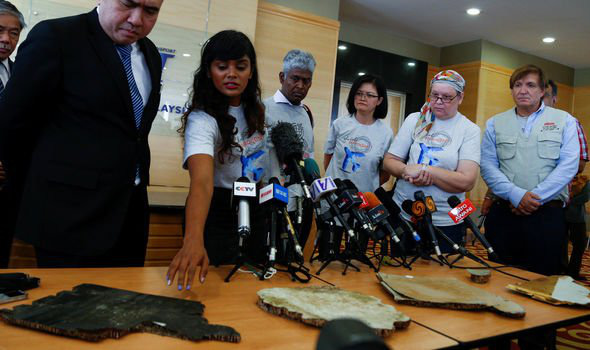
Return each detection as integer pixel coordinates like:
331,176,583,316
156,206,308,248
46,0,258,36
574,86,590,178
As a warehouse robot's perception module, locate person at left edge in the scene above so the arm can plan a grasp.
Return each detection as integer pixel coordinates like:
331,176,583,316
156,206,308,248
167,30,268,290
0,0,164,268
0,0,25,268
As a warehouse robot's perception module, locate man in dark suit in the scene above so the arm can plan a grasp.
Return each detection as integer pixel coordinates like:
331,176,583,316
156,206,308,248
0,0,25,267
0,0,164,268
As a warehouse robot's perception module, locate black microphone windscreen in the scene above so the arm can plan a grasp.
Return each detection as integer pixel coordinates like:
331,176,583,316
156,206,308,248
269,177,280,185
237,176,250,183
343,179,359,192
414,190,426,201
375,187,401,215
401,200,414,216
270,122,303,164
447,195,461,208
333,179,347,195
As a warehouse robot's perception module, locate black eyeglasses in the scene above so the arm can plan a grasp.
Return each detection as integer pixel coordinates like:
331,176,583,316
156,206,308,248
355,91,379,99
429,93,460,104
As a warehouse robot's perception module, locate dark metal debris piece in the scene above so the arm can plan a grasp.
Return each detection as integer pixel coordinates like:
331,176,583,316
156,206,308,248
0,284,240,343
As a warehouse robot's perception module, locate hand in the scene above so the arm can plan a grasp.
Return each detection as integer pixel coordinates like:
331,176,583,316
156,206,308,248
402,164,423,179
481,197,494,215
516,192,541,215
406,170,433,186
166,237,209,291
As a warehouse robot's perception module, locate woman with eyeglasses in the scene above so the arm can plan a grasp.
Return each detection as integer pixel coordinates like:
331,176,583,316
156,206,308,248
383,70,480,253
323,74,393,193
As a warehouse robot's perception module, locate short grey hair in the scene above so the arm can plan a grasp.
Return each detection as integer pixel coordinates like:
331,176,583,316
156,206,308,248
282,49,316,75
0,1,26,29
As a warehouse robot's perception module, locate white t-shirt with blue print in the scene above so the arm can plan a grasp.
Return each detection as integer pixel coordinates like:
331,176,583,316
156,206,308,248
388,111,481,226
183,105,268,189
324,115,394,193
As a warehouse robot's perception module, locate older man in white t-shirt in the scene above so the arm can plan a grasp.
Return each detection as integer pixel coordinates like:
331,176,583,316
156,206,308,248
264,49,317,248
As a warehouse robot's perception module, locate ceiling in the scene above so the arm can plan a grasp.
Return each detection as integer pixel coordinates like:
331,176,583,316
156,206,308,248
339,0,590,68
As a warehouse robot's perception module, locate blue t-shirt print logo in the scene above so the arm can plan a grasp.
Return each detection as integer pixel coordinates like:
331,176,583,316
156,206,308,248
417,143,442,166
241,150,265,181
341,146,365,173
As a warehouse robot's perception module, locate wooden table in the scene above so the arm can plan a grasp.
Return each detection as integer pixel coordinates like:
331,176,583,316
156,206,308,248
0,266,457,350
312,257,590,348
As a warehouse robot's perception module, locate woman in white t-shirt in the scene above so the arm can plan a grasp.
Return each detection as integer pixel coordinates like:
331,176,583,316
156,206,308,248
383,70,481,253
324,74,393,193
167,30,267,289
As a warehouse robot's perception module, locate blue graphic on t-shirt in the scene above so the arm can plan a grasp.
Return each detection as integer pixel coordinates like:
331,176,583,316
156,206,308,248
241,150,265,181
417,143,442,166
341,146,365,173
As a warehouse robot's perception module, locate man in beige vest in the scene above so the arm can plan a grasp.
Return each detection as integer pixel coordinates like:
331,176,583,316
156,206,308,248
480,64,579,277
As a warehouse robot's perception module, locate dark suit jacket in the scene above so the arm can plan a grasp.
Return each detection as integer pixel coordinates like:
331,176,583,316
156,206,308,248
0,9,162,255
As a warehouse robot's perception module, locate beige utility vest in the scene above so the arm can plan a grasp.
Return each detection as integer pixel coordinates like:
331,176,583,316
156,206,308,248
494,106,569,202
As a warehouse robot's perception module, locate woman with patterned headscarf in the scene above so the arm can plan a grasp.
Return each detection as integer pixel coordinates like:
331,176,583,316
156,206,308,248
383,70,481,253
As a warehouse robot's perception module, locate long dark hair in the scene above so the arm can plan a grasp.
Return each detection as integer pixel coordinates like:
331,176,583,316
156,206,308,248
346,74,388,119
179,30,265,162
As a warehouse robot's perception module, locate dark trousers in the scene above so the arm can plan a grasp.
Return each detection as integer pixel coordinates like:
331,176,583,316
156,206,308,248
0,186,19,268
485,201,566,276
204,187,266,266
566,222,588,277
35,185,150,268
434,223,465,254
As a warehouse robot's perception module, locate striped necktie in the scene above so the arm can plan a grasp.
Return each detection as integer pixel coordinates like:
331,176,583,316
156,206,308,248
0,63,7,94
116,45,143,185
115,44,143,129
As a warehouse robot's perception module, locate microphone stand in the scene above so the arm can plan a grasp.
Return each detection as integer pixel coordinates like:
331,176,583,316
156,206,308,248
434,227,489,268
315,218,360,275
339,221,378,273
263,206,311,283
225,231,266,282
405,220,446,267
377,235,411,271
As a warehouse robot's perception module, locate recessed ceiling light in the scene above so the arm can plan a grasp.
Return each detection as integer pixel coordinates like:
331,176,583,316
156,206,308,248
358,72,365,76
542,37,556,43
183,53,191,57
338,45,347,50
466,8,480,15
407,62,416,67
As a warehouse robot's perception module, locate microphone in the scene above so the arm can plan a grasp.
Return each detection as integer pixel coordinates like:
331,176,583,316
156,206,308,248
414,191,442,257
333,179,373,234
283,208,303,257
343,180,375,233
259,177,288,262
447,196,498,261
375,187,421,242
310,176,355,238
233,177,257,251
270,122,312,199
363,192,403,247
